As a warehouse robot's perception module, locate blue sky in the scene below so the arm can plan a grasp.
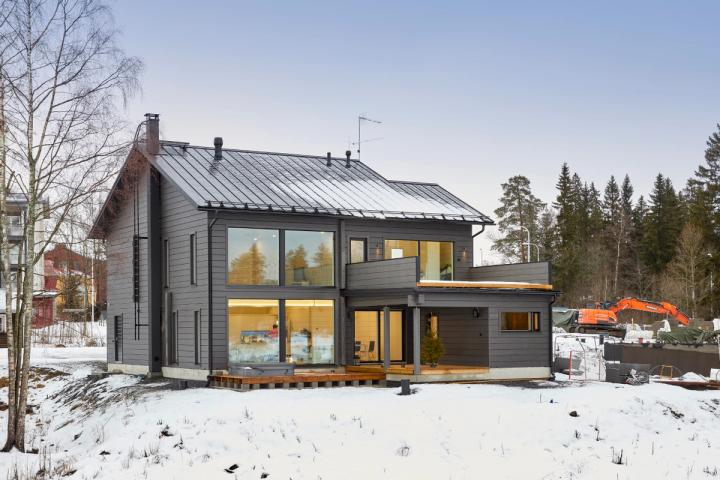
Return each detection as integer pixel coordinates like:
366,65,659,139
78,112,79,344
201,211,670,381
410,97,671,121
112,1,720,263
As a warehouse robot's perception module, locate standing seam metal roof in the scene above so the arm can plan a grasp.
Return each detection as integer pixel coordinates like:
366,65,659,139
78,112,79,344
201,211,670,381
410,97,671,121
151,143,493,224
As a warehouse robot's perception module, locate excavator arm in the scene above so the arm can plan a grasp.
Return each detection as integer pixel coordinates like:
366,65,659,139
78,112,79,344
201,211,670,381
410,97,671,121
605,297,690,326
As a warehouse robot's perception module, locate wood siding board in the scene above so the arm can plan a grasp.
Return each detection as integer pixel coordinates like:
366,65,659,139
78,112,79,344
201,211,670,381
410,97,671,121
160,175,209,369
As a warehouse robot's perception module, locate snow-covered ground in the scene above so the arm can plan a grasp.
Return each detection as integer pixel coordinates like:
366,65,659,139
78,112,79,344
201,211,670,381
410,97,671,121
0,346,719,479
31,321,107,347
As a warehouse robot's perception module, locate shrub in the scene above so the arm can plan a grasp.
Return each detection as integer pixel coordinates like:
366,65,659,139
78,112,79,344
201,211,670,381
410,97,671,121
421,333,444,366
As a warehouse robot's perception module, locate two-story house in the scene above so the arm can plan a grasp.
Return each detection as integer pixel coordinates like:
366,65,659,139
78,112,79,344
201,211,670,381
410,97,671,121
90,114,556,385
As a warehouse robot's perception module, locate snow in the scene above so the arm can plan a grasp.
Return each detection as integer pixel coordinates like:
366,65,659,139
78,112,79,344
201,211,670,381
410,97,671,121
0,346,719,479
31,320,107,347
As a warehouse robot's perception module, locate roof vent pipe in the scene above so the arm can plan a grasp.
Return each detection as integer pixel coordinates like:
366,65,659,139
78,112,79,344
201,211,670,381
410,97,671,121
345,150,352,168
326,152,332,167
214,137,223,160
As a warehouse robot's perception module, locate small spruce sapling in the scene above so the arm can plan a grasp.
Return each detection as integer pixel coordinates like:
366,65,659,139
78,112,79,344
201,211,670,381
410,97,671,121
421,332,445,367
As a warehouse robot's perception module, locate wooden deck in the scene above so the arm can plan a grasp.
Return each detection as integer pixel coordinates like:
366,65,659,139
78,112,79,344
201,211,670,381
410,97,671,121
347,364,493,382
346,364,490,375
208,372,386,391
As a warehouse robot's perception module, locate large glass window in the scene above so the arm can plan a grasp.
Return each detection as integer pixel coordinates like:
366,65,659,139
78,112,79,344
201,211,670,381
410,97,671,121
419,241,453,280
285,230,334,286
501,311,541,332
286,300,334,364
384,240,453,280
228,299,280,363
228,228,279,285
384,239,418,260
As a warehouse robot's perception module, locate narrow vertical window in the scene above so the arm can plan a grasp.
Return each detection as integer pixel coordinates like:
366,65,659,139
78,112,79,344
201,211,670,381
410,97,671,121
163,239,169,287
190,233,197,285
194,310,201,365
114,315,122,362
168,311,178,364
349,238,367,264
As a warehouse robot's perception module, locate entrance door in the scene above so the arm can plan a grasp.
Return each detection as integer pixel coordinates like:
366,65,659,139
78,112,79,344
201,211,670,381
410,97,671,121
354,310,403,363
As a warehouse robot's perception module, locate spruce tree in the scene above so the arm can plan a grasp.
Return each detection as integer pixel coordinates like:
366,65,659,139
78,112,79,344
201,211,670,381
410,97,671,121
552,164,580,294
643,174,682,275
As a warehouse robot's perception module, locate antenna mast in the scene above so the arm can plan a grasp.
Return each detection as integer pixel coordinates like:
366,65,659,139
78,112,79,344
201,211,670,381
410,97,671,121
357,114,382,161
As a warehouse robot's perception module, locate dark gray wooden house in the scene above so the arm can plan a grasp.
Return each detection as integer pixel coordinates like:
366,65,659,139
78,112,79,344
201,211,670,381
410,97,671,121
90,114,556,383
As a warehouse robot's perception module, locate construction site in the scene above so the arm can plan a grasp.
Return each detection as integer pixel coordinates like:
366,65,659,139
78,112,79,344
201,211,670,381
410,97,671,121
552,296,720,389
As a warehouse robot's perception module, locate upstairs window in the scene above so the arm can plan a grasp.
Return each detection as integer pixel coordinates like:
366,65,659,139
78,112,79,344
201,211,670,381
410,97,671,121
284,231,334,286
384,240,453,280
190,233,197,285
227,228,280,285
349,238,366,264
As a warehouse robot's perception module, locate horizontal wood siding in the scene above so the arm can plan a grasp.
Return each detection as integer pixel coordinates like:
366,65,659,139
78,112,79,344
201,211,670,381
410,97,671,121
346,257,418,290
435,307,489,366
468,262,551,285
416,292,552,368
106,163,150,366
160,176,209,369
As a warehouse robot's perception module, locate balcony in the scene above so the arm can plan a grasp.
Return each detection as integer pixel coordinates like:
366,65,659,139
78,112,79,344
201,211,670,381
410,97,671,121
346,258,552,292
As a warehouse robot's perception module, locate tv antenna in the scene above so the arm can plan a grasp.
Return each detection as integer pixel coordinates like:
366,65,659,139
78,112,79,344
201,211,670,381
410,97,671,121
356,114,382,161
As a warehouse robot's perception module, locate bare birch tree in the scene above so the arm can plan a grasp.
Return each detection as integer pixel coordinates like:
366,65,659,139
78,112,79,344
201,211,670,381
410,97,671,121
0,0,140,451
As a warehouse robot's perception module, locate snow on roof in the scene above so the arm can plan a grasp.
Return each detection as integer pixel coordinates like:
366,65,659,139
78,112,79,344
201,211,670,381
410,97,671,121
152,143,493,224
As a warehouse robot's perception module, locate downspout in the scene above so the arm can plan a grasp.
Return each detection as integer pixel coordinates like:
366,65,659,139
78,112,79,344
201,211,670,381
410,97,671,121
548,293,556,380
471,223,487,238
207,210,219,375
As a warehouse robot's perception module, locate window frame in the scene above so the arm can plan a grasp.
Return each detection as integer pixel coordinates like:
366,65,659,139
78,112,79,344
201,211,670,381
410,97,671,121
194,310,201,365
283,229,336,287
225,227,337,288
163,239,169,287
227,298,337,367
190,233,197,285
383,239,455,280
349,238,367,264
499,311,542,332
226,227,281,286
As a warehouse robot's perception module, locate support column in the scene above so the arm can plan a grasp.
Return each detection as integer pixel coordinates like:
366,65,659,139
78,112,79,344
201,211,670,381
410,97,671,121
383,306,390,370
413,307,421,375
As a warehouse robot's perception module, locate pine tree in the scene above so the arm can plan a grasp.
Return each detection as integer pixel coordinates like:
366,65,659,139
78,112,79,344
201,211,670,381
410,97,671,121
536,208,557,261
492,175,545,262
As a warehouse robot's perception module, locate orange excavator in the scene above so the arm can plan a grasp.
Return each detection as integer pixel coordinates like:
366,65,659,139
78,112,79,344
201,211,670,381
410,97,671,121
555,297,690,336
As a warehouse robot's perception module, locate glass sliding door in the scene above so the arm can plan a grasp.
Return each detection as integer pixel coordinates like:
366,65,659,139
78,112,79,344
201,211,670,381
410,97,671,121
384,239,454,280
228,299,280,363
285,300,335,364
354,310,403,363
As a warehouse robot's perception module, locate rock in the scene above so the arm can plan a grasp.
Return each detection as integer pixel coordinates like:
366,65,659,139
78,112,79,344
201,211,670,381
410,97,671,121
569,411,579,417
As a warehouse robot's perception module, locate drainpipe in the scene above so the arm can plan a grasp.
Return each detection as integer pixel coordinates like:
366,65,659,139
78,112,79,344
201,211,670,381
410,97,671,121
207,210,219,375
548,294,557,380
471,224,487,238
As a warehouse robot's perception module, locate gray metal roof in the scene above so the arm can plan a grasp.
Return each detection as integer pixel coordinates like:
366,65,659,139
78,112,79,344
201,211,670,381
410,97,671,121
152,142,493,224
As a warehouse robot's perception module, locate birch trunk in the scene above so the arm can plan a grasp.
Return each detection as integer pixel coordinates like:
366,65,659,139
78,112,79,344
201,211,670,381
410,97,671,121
0,62,19,453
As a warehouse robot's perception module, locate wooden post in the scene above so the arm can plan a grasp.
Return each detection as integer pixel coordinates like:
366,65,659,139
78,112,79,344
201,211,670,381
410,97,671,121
413,307,421,375
383,307,391,370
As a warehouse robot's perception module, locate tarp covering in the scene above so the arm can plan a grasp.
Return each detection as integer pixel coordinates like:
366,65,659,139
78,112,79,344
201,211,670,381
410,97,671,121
657,328,720,346
552,308,577,328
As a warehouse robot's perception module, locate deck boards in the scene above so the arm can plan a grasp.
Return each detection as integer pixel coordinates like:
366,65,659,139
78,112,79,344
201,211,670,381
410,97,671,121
346,364,490,375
